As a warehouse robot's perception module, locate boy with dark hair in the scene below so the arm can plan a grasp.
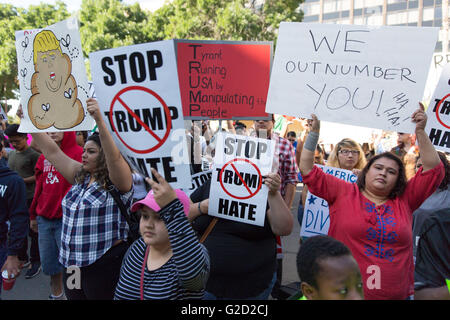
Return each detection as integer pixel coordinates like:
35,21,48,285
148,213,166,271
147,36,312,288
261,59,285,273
0,140,29,298
4,124,41,278
295,235,364,300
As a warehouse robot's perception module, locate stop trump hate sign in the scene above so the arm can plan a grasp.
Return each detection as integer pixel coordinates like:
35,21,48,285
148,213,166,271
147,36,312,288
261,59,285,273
425,63,450,153
209,132,275,227
89,40,191,189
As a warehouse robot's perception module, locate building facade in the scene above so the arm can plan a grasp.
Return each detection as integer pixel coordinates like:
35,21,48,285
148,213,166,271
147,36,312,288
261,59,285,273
301,0,448,51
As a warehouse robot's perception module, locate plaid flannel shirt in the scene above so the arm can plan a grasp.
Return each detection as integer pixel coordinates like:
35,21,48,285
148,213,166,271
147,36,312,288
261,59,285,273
273,134,299,197
59,177,133,267
251,132,299,194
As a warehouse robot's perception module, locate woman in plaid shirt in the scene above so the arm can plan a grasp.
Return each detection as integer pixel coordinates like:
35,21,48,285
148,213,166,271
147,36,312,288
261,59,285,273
30,98,133,299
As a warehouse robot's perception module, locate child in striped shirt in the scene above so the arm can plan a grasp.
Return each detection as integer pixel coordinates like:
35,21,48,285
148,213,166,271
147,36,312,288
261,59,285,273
114,169,210,300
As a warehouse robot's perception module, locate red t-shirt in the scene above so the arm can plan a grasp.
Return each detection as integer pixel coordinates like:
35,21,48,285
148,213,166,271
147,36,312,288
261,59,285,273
302,162,444,300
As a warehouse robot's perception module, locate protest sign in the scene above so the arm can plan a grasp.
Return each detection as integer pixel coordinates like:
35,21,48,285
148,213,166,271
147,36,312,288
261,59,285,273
176,40,272,120
209,132,275,226
183,170,212,197
300,165,357,238
15,18,94,133
425,63,450,153
89,40,191,189
266,22,439,133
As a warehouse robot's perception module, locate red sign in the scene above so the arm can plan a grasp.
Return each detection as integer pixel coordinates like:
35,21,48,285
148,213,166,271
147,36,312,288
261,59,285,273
218,158,262,200
109,86,172,154
177,41,272,120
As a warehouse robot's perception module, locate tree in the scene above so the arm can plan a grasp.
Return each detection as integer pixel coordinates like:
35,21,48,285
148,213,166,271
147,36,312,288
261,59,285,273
145,0,304,42
79,0,151,77
79,0,150,55
0,4,25,101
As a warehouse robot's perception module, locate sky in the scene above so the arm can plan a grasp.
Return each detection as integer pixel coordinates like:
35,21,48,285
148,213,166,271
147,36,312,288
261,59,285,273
0,0,168,12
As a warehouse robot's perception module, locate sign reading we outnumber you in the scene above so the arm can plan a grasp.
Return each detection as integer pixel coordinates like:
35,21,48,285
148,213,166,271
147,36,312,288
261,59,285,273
209,132,275,227
266,22,439,133
89,40,191,189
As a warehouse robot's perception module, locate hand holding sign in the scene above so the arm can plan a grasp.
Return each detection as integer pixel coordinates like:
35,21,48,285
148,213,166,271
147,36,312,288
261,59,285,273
411,102,427,132
16,104,24,119
309,114,320,133
264,172,281,196
145,168,177,209
199,199,209,215
86,98,103,123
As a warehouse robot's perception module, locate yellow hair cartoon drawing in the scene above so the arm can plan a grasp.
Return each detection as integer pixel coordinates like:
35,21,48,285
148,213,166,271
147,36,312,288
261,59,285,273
28,30,84,129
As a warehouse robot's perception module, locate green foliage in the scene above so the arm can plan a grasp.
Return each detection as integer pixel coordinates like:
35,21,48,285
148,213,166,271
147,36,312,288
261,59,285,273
145,0,304,41
79,0,150,55
0,0,304,100
0,1,70,101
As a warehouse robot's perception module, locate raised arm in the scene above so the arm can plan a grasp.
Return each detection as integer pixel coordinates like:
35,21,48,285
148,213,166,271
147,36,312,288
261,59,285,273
86,98,132,193
413,103,441,172
30,133,81,184
299,114,320,176
10,101,83,185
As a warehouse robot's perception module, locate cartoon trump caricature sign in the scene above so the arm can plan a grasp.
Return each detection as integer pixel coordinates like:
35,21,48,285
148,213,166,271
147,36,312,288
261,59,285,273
16,18,94,132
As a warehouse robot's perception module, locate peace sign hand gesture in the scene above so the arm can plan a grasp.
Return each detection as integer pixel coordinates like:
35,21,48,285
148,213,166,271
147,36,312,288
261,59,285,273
145,168,177,209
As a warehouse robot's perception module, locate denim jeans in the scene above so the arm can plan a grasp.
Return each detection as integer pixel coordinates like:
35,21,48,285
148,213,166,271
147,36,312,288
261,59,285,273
0,242,7,299
37,216,63,276
203,271,277,300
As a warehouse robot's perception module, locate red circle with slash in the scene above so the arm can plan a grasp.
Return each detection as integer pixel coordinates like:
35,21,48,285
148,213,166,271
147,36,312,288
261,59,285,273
219,158,263,200
109,86,172,154
435,93,450,130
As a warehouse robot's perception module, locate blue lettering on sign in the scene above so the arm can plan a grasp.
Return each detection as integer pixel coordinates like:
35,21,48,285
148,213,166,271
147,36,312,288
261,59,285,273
305,209,330,231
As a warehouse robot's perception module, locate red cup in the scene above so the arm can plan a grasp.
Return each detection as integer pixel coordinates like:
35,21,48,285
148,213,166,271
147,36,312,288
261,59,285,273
2,270,16,291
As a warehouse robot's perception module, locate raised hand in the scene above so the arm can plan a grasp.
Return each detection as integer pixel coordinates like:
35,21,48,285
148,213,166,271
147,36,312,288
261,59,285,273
411,102,427,132
145,168,177,209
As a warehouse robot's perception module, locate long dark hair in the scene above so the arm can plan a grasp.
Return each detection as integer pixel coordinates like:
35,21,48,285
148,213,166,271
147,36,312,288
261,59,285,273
417,151,450,190
74,133,110,189
356,152,407,199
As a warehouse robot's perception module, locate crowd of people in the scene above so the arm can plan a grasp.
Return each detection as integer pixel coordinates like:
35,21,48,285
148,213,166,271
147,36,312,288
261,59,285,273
0,99,448,301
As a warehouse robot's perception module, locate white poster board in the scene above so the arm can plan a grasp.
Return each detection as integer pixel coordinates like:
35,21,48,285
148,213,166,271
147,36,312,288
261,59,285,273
15,18,94,132
89,40,191,189
300,165,357,237
209,132,275,226
183,170,212,197
425,63,450,153
266,22,439,133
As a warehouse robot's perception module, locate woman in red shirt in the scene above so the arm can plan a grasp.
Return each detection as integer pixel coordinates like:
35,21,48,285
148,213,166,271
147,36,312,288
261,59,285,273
299,103,444,300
